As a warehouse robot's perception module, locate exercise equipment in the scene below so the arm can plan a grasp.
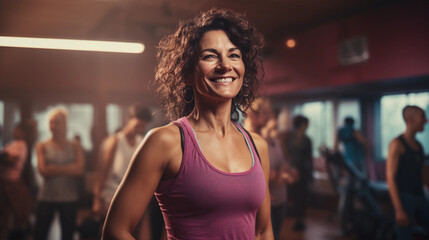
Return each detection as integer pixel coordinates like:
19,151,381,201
320,147,395,240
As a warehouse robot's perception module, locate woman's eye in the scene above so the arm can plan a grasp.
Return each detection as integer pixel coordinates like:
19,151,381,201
230,53,241,59
202,54,217,60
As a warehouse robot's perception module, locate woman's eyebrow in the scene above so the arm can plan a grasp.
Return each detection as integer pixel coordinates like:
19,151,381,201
229,47,240,52
201,47,240,53
201,48,218,54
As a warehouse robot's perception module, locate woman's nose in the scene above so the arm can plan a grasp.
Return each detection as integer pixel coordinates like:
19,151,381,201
215,59,233,72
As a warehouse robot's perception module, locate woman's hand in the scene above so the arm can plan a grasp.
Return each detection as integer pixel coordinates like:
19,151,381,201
282,167,298,184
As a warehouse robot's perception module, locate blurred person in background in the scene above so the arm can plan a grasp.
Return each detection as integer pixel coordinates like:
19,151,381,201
334,116,369,234
244,97,297,240
92,105,153,237
282,115,313,231
102,8,273,240
0,123,33,240
34,108,85,240
386,105,429,240
335,116,368,174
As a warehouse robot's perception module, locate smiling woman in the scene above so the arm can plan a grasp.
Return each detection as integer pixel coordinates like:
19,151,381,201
102,8,272,240
155,8,264,122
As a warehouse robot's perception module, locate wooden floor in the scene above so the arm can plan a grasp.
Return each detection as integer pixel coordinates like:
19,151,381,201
279,208,353,240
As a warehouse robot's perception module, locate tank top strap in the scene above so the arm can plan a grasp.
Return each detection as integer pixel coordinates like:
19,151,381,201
155,117,194,191
172,117,195,165
398,135,423,153
232,122,261,164
398,135,410,151
173,117,260,167
172,117,188,133
172,118,185,152
173,117,204,157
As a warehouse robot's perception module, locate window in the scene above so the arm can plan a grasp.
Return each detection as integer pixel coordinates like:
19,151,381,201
292,101,334,157
0,101,21,146
337,100,361,130
106,104,125,136
380,92,429,158
0,101,4,146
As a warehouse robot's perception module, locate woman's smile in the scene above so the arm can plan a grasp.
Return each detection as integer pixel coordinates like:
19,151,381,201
209,77,235,83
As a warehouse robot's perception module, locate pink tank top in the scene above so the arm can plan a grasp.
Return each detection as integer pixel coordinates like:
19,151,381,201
155,117,266,240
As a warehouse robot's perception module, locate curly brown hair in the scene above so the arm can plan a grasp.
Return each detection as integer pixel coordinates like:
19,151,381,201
155,8,264,121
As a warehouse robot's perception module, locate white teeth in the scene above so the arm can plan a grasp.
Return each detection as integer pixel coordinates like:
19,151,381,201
215,77,233,83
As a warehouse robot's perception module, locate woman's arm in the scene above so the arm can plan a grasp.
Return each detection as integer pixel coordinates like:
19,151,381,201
252,133,274,240
58,141,85,176
36,142,53,178
93,136,118,214
102,125,181,240
39,141,85,177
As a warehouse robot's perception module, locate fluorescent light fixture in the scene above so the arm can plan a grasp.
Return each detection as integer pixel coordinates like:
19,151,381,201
0,36,144,53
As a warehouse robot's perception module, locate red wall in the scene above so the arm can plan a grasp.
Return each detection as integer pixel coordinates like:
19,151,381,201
263,0,429,95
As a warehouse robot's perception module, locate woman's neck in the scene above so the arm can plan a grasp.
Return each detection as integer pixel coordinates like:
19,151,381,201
189,99,234,136
52,135,66,144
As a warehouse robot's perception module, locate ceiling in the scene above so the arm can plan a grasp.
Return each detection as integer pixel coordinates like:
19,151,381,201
0,0,410,104
0,0,404,48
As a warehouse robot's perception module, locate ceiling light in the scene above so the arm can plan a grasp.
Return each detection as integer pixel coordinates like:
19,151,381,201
285,38,296,48
0,36,144,54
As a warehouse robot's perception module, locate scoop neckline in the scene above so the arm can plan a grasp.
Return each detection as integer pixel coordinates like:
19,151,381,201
182,117,257,176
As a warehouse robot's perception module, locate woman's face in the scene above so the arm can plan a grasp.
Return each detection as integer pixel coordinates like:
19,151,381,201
49,114,66,137
192,30,245,104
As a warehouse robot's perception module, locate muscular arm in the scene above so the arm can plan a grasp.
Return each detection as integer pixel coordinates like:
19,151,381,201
386,139,408,226
102,125,180,240
252,133,274,240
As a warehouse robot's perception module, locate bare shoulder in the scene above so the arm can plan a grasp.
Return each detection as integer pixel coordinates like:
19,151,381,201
130,123,182,175
389,138,404,154
145,123,181,147
36,140,48,151
388,138,405,159
139,123,182,159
